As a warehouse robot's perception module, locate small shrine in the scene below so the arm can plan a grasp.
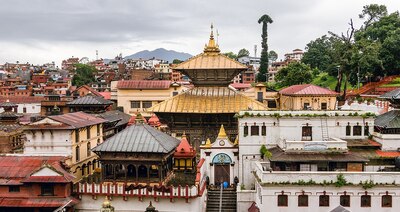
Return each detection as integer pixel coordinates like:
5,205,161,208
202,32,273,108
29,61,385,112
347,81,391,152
127,112,147,126
200,125,239,185
148,114,161,127
92,115,180,184
173,133,196,171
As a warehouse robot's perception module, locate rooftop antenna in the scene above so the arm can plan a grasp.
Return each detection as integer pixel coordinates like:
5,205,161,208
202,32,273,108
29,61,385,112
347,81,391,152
96,50,98,60
254,45,257,57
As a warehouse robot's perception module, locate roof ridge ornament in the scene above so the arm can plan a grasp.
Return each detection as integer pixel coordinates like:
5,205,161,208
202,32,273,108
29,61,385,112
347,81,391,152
218,124,227,138
204,23,220,55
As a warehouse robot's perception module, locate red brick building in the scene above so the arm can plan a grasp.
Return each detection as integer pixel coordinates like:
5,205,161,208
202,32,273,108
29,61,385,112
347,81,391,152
0,156,79,212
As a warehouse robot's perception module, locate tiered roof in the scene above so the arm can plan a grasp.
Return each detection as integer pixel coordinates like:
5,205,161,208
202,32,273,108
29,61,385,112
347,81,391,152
174,134,196,158
148,86,268,113
92,123,180,154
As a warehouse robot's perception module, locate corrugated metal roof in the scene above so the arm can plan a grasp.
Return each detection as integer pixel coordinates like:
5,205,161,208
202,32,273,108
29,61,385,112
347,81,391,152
96,110,131,127
0,96,44,104
279,84,339,96
117,80,172,90
92,123,180,153
67,95,113,106
49,112,107,128
0,156,74,183
379,88,400,99
0,197,79,207
375,110,400,128
174,53,247,70
148,86,268,113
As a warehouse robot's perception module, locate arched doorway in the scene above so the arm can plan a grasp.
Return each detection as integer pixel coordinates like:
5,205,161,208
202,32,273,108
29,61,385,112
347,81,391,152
212,153,232,185
138,165,148,178
127,164,136,179
87,161,92,175
81,163,87,177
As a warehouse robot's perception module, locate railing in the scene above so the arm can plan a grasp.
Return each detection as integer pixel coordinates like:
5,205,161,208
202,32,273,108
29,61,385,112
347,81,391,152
76,183,199,202
75,159,208,202
284,138,347,151
254,162,400,185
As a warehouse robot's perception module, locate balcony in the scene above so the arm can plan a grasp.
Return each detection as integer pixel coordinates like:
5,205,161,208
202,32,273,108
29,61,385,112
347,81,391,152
254,161,400,185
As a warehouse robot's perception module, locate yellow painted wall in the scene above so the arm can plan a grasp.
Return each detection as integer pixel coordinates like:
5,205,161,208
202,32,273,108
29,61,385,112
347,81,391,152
68,123,103,182
117,86,186,117
279,95,336,110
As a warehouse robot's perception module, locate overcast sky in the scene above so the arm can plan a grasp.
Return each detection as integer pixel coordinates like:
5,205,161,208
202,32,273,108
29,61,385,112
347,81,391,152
0,0,399,66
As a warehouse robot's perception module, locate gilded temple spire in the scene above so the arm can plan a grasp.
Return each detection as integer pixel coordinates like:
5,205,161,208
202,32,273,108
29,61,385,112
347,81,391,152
204,23,220,54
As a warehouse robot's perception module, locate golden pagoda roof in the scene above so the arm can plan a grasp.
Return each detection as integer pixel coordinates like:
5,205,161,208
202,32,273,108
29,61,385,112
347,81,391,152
147,86,268,114
217,125,227,138
174,25,247,71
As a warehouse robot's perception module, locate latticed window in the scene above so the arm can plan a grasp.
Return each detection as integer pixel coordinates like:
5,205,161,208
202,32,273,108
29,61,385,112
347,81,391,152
261,125,266,136
298,195,308,207
346,125,351,136
382,195,392,207
87,142,91,157
76,146,80,162
340,195,350,207
277,194,288,207
251,125,259,136
244,126,248,137
142,101,152,108
130,101,140,108
319,195,329,207
353,126,362,136
361,195,371,207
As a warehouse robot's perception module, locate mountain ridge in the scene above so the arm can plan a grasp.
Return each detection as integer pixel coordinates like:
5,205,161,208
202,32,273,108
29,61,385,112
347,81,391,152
124,48,192,63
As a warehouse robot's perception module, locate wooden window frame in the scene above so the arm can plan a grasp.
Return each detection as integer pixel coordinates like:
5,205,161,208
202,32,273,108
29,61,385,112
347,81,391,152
298,194,308,207
319,195,329,207
340,195,351,207
277,194,288,207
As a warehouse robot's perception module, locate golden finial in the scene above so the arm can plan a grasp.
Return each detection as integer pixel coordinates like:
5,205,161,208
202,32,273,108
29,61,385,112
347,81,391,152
233,135,239,146
203,138,212,148
204,23,220,54
218,125,227,138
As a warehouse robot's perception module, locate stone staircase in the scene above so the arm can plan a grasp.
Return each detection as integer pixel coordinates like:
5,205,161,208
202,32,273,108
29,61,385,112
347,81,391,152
206,188,237,212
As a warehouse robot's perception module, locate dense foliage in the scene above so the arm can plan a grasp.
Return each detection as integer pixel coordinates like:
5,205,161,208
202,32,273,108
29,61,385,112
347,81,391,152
275,62,313,87
301,4,400,97
72,64,96,87
257,14,273,82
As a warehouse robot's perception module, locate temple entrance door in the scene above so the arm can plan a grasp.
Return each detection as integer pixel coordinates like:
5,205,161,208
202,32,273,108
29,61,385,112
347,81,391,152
214,164,230,185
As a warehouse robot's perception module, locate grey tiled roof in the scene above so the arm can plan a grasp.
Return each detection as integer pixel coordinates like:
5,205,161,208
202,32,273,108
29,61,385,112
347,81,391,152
67,95,113,106
92,123,180,153
379,88,400,99
375,110,400,128
96,110,131,127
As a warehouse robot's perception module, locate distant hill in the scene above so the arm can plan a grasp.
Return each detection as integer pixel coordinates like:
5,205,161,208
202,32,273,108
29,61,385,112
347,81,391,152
124,48,192,63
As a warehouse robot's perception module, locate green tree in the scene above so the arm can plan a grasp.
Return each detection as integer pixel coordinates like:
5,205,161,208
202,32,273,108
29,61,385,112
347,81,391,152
223,52,237,59
257,14,273,82
275,62,313,87
268,50,278,63
72,64,96,87
172,59,183,64
302,35,339,76
237,48,250,58
359,4,388,28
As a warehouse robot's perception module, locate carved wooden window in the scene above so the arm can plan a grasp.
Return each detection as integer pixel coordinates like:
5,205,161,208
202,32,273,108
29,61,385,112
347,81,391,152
302,126,312,141
353,126,362,136
340,195,350,207
346,124,351,136
251,125,259,136
382,195,392,207
361,195,371,207
319,195,329,207
277,194,288,207
261,125,267,136
298,195,308,207
244,126,249,137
